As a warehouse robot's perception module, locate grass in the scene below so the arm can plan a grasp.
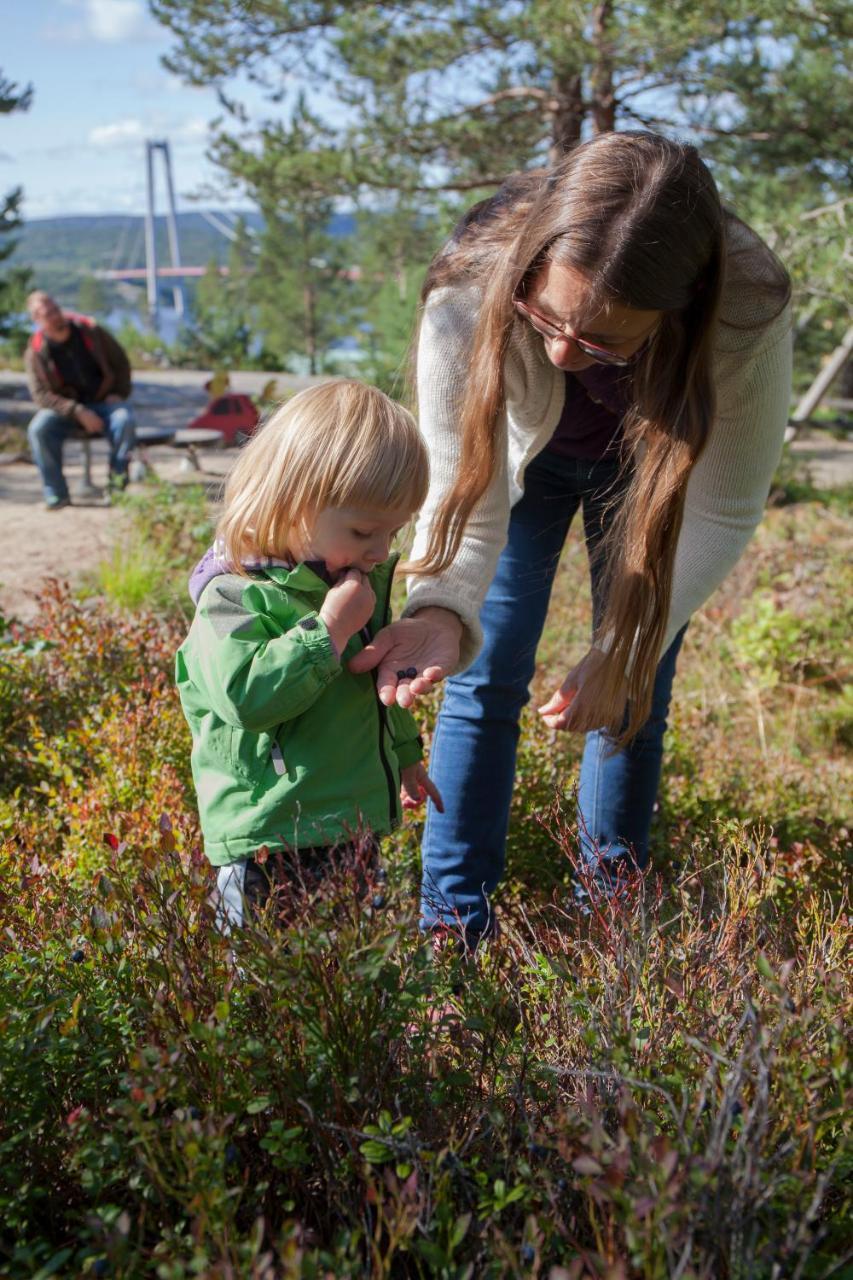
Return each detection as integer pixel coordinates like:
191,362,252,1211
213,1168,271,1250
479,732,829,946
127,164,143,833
0,464,850,1278
89,479,215,616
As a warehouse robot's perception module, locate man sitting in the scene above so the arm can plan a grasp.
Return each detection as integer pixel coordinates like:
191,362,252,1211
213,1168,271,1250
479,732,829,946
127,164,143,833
25,291,136,510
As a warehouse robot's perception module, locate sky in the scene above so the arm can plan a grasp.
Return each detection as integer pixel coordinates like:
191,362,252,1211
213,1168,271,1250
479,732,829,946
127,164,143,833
1,0,272,220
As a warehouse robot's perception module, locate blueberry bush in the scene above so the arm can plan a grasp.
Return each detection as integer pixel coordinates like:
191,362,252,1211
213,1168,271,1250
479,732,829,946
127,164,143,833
0,481,850,1278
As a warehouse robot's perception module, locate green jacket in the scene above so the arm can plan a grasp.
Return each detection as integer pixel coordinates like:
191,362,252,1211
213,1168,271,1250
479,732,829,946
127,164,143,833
175,556,422,866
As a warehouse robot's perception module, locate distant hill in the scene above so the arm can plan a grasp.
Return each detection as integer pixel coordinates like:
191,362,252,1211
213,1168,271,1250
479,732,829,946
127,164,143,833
10,210,356,302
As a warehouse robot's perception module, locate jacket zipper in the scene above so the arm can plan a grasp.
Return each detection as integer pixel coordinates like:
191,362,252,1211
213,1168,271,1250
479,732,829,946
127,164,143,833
363,568,398,829
266,566,399,826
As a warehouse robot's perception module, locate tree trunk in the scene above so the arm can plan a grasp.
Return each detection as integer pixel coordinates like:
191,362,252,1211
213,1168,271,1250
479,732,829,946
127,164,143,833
590,0,615,134
300,220,318,376
304,282,317,376
791,325,853,424
394,244,407,301
548,72,585,161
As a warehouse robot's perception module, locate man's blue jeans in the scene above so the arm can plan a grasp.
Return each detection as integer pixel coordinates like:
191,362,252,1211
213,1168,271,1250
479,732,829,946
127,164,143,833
421,449,687,938
28,402,136,503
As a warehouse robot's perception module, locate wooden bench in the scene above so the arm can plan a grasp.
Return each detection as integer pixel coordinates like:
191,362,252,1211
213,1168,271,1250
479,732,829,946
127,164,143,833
68,426,225,495
70,425,179,495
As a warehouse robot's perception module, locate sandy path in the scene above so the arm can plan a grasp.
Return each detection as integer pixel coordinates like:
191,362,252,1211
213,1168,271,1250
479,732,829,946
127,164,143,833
0,369,301,621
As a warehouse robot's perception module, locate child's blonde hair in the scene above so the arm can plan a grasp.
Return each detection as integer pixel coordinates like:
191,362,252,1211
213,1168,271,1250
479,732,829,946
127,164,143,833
217,379,429,565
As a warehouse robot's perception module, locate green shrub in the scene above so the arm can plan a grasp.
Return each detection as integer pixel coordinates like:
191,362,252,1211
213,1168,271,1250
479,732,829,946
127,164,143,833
0,494,849,1276
0,822,848,1277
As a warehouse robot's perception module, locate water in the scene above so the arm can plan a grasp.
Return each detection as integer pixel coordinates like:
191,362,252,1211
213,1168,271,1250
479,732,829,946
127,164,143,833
106,306,184,346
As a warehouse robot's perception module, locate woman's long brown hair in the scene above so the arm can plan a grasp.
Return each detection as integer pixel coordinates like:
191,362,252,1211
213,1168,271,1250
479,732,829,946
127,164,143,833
414,131,790,744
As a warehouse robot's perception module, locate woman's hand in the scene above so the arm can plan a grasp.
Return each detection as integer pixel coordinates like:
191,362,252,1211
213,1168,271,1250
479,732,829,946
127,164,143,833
400,762,444,812
349,607,463,707
537,647,625,733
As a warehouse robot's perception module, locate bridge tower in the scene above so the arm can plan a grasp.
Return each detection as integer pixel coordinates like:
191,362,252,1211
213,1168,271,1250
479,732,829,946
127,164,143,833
144,139,186,328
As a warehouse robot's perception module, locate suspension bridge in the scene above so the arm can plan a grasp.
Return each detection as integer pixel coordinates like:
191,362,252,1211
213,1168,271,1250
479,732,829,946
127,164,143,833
91,139,361,336
93,140,242,327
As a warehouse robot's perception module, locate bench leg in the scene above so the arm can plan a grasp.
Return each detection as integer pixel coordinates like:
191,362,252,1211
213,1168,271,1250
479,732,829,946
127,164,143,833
75,438,102,499
179,444,203,473
128,446,159,483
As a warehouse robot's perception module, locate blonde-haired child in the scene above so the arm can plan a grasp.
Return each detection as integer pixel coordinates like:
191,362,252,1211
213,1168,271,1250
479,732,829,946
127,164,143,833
176,379,442,928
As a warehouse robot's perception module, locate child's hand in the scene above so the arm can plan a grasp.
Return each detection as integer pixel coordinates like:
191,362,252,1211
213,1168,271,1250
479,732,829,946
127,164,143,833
320,569,376,653
400,762,444,812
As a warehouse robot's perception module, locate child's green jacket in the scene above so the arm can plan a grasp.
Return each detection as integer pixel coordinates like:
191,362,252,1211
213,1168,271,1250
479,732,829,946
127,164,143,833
175,555,422,866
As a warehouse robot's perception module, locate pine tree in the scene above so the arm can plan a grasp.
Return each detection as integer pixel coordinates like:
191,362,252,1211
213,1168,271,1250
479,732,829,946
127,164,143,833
350,198,444,395
209,99,357,373
0,71,34,343
77,276,107,318
150,2,851,373
150,1,850,192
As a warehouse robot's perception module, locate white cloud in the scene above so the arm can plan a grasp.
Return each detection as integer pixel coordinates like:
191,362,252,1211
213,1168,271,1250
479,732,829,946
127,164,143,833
23,185,145,218
40,19,87,43
88,116,209,150
89,118,146,149
172,118,210,145
85,0,149,42
43,0,159,43
127,71,186,97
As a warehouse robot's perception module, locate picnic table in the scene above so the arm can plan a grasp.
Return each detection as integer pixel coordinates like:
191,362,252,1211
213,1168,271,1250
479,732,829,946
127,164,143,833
169,428,226,472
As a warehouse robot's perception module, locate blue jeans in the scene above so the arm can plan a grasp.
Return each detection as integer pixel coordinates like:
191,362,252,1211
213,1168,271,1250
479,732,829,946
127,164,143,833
420,449,687,938
28,402,136,503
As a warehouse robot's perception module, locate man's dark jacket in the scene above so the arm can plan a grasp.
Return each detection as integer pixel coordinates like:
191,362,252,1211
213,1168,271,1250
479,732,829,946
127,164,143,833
25,314,132,418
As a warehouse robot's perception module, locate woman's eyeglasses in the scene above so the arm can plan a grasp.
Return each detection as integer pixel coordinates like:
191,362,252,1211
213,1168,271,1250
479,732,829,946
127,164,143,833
513,296,641,367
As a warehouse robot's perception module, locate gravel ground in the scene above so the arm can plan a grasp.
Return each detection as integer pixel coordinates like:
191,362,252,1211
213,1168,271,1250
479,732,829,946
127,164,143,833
0,369,315,620
1,367,850,622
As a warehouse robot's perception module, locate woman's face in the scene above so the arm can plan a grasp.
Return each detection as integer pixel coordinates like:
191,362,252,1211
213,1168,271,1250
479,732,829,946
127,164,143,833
523,260,662,373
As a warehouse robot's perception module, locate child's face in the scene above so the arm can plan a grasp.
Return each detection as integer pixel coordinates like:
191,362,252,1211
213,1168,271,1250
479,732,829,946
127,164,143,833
293,505,412,575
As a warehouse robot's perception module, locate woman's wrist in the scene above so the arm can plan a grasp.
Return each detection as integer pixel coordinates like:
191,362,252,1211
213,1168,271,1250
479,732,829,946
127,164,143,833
411,605,463,638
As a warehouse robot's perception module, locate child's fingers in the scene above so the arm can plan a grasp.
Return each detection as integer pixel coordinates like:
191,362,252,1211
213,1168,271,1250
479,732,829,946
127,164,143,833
400,775,421,809
400,766,443,812
422,774,444,813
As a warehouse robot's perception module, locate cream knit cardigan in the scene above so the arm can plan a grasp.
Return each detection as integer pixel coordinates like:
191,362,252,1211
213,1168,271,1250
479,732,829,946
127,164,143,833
403,275,793,671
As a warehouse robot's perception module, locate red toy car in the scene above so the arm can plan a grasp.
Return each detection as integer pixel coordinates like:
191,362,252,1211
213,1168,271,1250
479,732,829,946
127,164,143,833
187,393,259,446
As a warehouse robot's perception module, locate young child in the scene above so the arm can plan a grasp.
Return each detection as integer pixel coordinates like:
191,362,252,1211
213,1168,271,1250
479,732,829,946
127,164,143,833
176,379,442,929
